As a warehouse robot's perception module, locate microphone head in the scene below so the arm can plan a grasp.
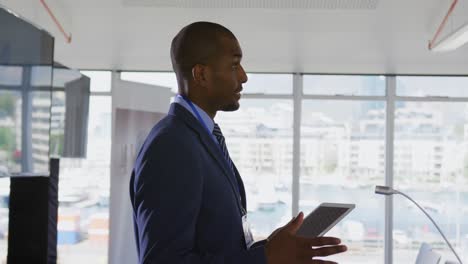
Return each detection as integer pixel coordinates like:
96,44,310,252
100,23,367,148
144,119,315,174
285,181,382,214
375,185,395,195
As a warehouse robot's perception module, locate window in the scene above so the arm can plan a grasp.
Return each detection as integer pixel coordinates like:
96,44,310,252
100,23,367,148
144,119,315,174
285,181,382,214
31,91,52,172
242,74,292,94
393,100,468,262
303,75,385,96
56,72,111,263
30,66,53,87
0,66,22,86
120,72,293,95
20,71,468,263
300,99,385,263
120,71,178,92
397,76,468,97
0,90,22,173
0,177,8,260
0,71,53,261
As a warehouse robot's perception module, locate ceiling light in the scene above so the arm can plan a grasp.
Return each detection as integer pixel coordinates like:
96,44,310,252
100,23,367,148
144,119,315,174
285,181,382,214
430,22,468,52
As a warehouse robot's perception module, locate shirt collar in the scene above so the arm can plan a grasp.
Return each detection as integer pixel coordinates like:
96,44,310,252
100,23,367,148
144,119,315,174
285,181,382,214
173,95,215,133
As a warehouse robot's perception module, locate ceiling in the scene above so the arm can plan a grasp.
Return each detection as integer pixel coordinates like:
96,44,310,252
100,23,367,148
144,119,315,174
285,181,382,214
1,0,468,74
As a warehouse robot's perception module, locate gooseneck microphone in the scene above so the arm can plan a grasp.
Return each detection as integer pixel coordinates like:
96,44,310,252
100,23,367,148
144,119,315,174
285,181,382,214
375,185,464,264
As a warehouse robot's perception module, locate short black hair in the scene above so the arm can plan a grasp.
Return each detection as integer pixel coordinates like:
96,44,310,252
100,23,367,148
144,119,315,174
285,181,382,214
170,21,236,80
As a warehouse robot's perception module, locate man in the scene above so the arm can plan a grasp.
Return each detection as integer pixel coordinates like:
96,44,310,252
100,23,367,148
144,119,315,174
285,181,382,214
130,21,347,264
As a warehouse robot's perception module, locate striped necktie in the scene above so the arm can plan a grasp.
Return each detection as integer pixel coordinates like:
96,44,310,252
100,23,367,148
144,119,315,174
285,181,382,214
212,123,235,175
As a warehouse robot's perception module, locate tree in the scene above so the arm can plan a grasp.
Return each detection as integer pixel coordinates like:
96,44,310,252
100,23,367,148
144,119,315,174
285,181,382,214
0,93,15,117
0,127,14,152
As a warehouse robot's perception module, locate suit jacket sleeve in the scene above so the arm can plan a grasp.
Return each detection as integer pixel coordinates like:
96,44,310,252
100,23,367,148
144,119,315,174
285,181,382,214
131,132,267,264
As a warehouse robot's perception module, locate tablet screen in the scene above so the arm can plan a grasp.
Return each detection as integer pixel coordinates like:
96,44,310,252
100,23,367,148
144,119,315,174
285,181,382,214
296,203,355,238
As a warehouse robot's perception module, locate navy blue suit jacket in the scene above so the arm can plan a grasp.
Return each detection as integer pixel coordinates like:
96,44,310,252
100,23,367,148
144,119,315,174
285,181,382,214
130,103,267,263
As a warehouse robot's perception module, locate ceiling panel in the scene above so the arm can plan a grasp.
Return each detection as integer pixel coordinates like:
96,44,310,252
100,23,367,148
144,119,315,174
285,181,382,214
122,0,380,9
2,0,468,74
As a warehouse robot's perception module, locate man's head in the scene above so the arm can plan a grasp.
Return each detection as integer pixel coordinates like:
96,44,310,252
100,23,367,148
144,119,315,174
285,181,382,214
170,22,248,117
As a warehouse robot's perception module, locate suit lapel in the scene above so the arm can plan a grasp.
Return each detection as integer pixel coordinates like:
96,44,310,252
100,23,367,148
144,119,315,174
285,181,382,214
169,104,244,206
232,164,247,211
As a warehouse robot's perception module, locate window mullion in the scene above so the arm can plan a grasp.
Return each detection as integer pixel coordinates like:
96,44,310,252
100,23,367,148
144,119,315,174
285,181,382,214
385,76,396,264
292,73,302,217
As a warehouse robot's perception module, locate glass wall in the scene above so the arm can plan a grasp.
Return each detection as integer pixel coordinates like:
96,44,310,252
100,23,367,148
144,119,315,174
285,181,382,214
56,71,111,264
300,101,385,263
84,71,468,263
393,77,468,263
1,5,55,259
301,75,386,263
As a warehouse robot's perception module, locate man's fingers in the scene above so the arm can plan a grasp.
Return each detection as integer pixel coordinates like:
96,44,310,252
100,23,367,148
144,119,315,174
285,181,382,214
284,212,304,234
297,255,338,264
296,244,347,263
311,260,338,264
267,227,283,241
311,245,348,257
294,258,338,264
296,236,342,247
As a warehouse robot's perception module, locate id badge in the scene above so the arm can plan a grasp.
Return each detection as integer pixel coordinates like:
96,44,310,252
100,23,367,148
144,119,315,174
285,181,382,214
242,214,254,249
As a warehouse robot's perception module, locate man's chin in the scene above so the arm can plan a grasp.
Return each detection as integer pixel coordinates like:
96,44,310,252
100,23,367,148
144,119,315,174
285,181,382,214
221,102,240,112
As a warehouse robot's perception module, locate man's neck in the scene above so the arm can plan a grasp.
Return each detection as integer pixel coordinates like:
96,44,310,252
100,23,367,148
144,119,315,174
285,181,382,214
181,93,216,119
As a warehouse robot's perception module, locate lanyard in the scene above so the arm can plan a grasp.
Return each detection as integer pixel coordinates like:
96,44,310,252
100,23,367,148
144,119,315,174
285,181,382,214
178,94,245,215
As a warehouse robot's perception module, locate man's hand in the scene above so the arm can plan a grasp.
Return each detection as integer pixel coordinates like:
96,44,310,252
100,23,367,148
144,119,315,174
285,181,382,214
264,212,347,264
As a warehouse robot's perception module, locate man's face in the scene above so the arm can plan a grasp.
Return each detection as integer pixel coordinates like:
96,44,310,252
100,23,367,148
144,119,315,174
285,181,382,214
205,36,248,112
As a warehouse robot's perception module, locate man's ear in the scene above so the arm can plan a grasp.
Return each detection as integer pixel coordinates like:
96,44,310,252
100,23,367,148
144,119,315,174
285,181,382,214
192,64,208,86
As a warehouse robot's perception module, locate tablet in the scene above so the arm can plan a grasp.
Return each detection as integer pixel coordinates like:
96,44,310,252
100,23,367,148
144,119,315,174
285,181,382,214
296,203,355,238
